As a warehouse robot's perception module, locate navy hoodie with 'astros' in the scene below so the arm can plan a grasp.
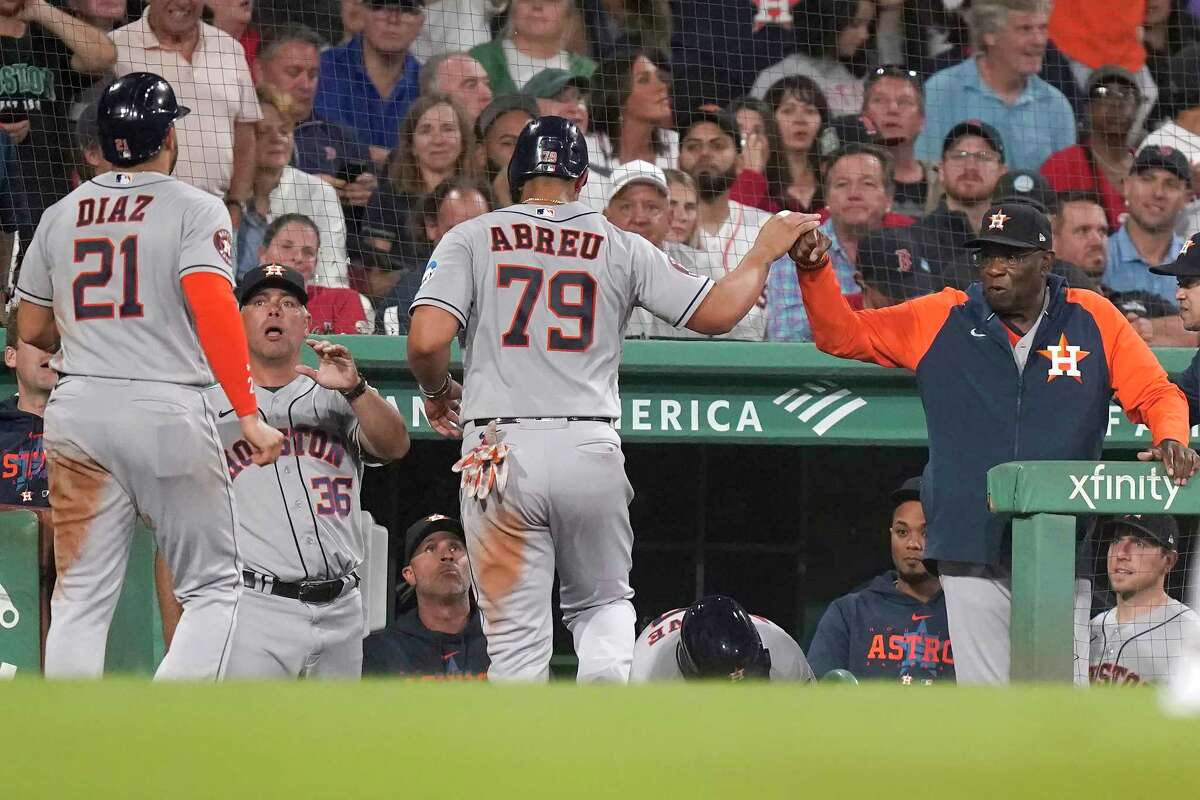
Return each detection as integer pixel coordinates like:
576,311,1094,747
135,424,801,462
807,571,955,684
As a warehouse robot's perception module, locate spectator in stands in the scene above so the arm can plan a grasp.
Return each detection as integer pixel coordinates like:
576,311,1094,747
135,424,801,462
0,318,53,507
362,514,489,678
915,0,1076,171
1143,0,1200,127
313,0,424,163
112,0,259,206
255,25,378,212
792,199,1197,685
731,76,830,215
612,161,763,341
70,97,108,185
338,0,366,45
1052,191,1109,278
255,214,370,334
237,85,350,288
862,65,931,218
1040,66,1140,230
815,113,916,227
474,93,537,207
1,0,117,243
413,0,503,63
1106,146,1190,307
1142,44,1200,239
665,168,699,248
377,176,491,335
420,51,493,127
360,94,473,298
679,111,771,278
67,0,127,31
905,121,1007,280
750,0,875,116
469,0,595,95
206,0,259,70
583,47,675,209
1048,0,1158,135
807,477,954,684
522,68,589,132
766,143,893,341
728,97,777,185
1089,515,1200,686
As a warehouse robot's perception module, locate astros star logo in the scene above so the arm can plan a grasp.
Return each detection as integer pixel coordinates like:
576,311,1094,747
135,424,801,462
729,667,746,682
1182,238,1195,256
264,264,286,277
988,209,1010,231
1038,333,1090,383
20,491,31,502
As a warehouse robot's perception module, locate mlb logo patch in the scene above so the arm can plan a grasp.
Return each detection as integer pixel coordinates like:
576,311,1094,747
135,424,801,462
114,138,131,158
535,207,556,217
114,172,133,184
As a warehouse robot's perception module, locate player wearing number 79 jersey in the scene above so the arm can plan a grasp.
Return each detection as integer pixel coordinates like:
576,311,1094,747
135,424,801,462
15,73,284,680
408,116,821,682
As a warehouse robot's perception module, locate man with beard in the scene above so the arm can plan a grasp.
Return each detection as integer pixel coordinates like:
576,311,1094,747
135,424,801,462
905,121,1008,283
679,111,772,277
807,478,954,684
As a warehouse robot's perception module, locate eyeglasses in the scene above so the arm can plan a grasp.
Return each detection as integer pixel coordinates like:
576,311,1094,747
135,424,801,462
945,149,1002,164
870,65,921,82
971,249,1045,268
1090,84,1139,102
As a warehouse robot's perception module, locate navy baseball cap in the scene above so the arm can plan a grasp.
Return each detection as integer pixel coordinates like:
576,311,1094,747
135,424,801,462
943,119,1006,163
1150,232,1200,278
891,476,922,505
1133,144,1191,184
964,201,1053,251
403,514,465,565
476,94,539,140
856,231,942,302
817,113,898,159
1102,514,1178,551
992,170,1058,215
236,263,308,306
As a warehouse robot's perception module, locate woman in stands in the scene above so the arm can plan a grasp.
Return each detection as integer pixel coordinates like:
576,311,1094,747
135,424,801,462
469,0,595,94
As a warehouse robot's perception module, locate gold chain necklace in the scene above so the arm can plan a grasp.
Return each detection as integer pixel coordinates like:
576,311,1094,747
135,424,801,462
523,197,567,205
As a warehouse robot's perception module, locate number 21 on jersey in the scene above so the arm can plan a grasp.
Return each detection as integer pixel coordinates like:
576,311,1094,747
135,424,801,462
72,236,144,321
497,264,596,352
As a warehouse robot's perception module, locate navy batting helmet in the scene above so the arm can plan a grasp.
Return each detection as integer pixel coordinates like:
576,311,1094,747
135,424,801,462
676,595,772,681
507,116,588,200
97,72,190,167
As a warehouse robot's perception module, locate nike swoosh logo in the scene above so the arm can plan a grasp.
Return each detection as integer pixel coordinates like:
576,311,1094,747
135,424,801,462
911,614,932,622
442,651,459,661
218,409,236,418
969,328,986,338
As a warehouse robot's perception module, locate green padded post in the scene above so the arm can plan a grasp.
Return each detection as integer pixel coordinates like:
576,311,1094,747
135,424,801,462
1010,513,1076,682
0,510,43,677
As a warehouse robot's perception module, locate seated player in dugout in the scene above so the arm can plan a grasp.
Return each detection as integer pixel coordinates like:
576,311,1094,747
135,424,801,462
806,477,954,684
362,514,489,679
0,316,55,507
1089,514,1200,686
629,595,814,682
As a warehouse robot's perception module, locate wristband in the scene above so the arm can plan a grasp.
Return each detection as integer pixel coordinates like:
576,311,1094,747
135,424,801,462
420,373,452,399
340,375,369,402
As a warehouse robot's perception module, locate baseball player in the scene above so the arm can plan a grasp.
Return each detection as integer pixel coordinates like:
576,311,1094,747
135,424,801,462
407,116,820,682
208,264,409,678
630,595,815,682
1089,514,1200,686
15,72,285,680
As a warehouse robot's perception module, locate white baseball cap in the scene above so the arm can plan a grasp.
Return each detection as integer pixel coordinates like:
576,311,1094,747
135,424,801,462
606,160,669,206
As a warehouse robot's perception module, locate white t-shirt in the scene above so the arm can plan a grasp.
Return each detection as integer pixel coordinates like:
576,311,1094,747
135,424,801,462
501,38,571,89
695,200,771,276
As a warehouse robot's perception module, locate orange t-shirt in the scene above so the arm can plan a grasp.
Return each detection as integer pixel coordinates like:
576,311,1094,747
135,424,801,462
1049,0,1146,72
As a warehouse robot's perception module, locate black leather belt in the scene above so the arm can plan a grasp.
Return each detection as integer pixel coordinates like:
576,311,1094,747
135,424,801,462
469,416,615,427
242,569,359,605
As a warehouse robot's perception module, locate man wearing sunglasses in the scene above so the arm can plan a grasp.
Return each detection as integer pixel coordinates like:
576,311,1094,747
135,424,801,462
791,199,1198,685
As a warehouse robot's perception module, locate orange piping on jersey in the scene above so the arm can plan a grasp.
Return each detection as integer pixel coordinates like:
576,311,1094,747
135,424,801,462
1066,288,1189,446
798,258,965,371
181,272,257,419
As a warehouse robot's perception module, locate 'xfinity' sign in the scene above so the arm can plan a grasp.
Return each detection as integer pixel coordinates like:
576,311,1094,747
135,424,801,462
1067,464,1180,511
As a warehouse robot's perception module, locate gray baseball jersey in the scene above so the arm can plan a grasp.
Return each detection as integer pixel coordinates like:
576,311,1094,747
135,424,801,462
16,171,235,384
206,377,368,583
411,201,714,419
1089,599,1200,685
629,607,816,682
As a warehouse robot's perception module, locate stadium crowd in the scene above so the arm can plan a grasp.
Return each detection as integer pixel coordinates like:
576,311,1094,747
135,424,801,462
4,0,1200,686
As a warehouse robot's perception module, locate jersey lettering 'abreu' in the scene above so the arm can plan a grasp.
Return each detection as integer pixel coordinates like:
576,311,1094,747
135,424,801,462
205,378,369,583
411,202,715,420
15,171,235,385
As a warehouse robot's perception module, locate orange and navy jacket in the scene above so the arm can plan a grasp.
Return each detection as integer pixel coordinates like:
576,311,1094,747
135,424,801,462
800,264,1189,565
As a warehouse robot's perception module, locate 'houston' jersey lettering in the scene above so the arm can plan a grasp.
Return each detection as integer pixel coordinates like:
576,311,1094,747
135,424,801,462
1089,599,1200,685
629,607,815,682
16,171,234,385
411,202,714,419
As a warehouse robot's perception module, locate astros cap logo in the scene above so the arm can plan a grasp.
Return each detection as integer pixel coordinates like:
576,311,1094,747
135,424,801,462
988,209,1010,231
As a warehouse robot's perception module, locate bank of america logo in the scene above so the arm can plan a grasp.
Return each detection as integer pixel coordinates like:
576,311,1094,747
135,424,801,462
773,382,867,436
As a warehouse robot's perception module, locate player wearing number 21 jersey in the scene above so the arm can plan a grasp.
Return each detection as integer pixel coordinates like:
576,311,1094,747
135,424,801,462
408,117,819,682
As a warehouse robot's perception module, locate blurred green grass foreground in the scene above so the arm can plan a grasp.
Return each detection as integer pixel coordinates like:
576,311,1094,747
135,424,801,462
1,682,1196,798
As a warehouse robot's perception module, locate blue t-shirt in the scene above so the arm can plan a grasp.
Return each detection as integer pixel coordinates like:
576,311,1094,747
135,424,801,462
915,56,1077,171
313,35,421,151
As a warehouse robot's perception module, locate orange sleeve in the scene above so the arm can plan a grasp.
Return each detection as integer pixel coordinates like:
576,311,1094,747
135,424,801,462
1070,288,1189,446
181,272,257,419
798,258,964,371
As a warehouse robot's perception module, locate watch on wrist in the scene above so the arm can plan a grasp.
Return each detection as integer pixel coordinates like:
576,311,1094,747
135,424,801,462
341,375,369,402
